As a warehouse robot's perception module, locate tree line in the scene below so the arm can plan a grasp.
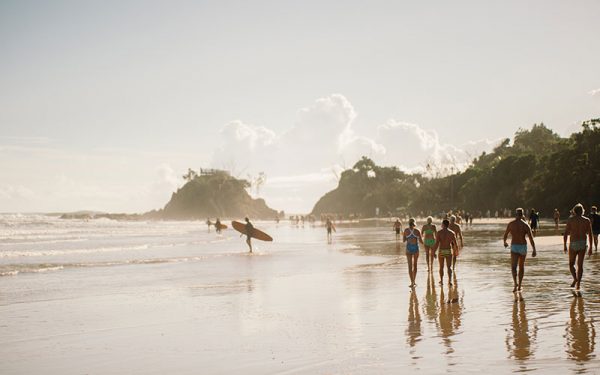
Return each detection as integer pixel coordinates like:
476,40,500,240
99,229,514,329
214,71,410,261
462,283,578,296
311,119,600,218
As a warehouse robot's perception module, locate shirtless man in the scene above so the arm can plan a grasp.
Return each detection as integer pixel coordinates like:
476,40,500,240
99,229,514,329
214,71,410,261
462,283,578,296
503,208,536,292
449,215,464,271
589,206,599,252
563,204,593,290
393,219,403,241
553,209,560,230
432,219,458,285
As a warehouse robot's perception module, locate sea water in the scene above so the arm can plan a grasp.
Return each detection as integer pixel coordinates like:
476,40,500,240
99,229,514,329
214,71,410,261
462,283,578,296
0,214,598,374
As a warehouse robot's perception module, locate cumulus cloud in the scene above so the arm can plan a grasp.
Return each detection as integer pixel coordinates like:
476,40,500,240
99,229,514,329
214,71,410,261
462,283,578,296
209,94,499,212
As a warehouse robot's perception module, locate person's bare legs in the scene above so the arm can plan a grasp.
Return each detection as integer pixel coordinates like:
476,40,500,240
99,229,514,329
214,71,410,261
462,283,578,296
406,253,415,287
247,237,253,253
452,254,457,271
438,255,445,285
576,250,585,290
424,247,431,270
446,255,453,285
412,252,419,286
517,255,525,291
510,252,519,292
568,249,577,287
594,234,598,252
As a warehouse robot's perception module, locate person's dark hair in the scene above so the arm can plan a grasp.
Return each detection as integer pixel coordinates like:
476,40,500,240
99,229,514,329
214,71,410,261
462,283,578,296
573,204,584,216
442,219,449,227
408,218,416,227
516,208,524,217
245,217,249,222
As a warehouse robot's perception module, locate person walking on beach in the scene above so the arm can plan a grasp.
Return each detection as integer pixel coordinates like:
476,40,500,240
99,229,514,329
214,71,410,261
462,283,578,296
244,217,254,253
528,209,539,236
590,206,599,253
403,218,423,288
503,208,537,292
326,217,335,243
449,215,464,271
215,218,222,234
554,209,561,230
393,219,403,241
563,204,593,290
432,219,458,285
422,217,437,270
206,218,212,232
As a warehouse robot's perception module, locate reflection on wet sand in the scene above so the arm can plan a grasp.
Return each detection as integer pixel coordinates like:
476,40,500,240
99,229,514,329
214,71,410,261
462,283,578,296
424,271,438,323
505,295,538,372
565,293,596,367
406,290,422,349
436,274,463,356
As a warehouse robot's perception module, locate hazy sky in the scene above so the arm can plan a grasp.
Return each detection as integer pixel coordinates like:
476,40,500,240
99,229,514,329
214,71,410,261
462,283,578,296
1,0,599,213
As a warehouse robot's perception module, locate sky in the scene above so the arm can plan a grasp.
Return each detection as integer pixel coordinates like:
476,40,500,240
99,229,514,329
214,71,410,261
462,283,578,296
1,0,599,213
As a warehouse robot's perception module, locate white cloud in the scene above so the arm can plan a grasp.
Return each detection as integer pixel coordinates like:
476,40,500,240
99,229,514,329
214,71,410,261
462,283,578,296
209,94,499,212
589,88,600,97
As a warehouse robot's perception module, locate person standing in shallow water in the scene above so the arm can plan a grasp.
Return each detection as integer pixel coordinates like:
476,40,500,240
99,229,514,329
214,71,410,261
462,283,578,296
421,217,437,270
554,209,561,230
432,219,458,285
589,206,600,253
563,204,593,290
403,218,423,288
244,217,254,253
503,208,537,292
393,219,402,241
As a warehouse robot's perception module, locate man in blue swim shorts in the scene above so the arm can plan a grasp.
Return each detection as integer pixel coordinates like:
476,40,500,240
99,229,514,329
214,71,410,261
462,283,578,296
503,208,537,292
564,203,593,290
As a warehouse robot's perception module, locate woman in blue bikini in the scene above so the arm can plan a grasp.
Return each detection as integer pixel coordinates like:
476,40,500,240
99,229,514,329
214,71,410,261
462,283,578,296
403,218,424,288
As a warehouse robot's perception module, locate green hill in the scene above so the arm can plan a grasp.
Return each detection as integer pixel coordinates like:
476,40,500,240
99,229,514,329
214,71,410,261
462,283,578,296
157,170,278,219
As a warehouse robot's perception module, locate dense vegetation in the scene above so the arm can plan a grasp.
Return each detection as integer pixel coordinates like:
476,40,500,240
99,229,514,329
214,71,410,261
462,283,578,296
157,170,278,219
312,120,600,218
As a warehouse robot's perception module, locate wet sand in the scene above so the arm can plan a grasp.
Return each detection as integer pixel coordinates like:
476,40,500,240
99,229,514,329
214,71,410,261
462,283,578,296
1,217,598,374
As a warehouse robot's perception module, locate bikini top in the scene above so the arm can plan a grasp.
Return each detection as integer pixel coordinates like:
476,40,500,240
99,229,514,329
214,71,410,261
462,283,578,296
406,228,419,239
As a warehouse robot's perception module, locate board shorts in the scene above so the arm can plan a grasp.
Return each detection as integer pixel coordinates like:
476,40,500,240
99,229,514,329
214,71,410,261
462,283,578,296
511,244,527,256
395,228,400,235
406,243,419,255
531,222,538,229
327,228,332,234
439,248,452,257
424,238,435,247
570,240,587,252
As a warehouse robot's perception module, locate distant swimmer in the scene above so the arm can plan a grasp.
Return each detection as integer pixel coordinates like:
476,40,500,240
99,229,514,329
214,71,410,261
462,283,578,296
528,209,539,236
590,206,599,253
215,218,222,234
554,209,560,230
503,208,537,293
432,219,458,285
326,217,335,243
563,204,593,290
421,217,437,270
206,218,212,233
449,215,464,271
244,217,254,253
403,218,423,288
393,219,403,241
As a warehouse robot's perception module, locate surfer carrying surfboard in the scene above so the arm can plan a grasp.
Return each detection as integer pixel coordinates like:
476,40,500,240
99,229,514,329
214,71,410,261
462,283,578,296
244,217,254,253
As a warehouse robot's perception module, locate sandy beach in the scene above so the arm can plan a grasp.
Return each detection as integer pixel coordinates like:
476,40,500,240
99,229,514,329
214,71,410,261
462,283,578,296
1,215,598,374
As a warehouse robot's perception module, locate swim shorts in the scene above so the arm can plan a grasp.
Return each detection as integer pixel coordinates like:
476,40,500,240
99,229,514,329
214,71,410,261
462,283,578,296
511,244,527,256
406,243,419,254
424,238,435,247
570,240,587,252
439,248,452,257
